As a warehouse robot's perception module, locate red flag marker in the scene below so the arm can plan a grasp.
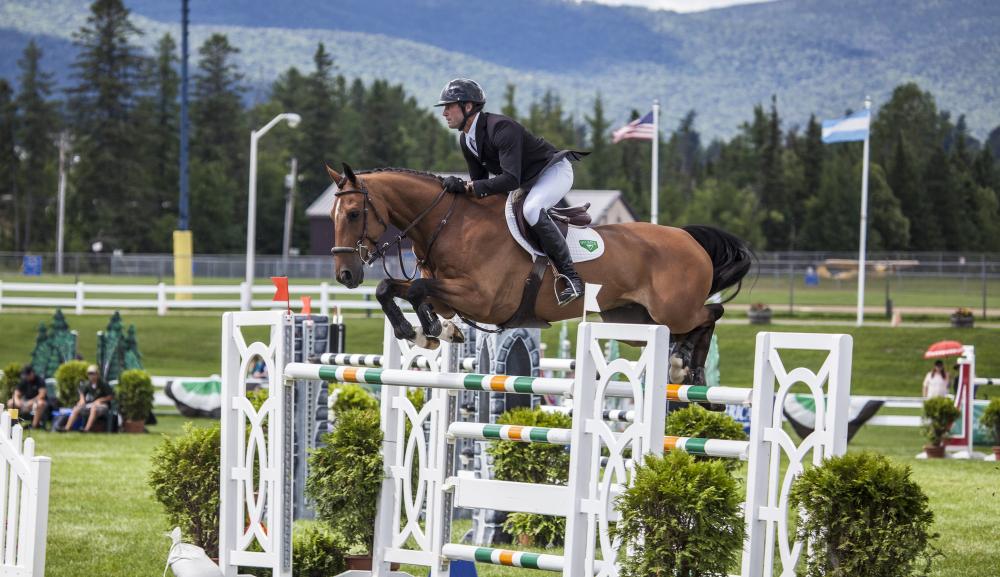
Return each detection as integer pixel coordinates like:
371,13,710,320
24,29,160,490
301,296,312,315
271,277,291,314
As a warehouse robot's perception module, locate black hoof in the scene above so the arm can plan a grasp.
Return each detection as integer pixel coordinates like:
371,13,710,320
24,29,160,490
425,318,442,337
394,323,416,341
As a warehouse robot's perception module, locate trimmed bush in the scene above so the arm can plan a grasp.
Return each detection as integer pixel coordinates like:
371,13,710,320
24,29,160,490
981,398,1000,446
54,360,89,406
922,396,960,445
148,423,221,557
291,521,349,577
330,383,378,415
117,369,154,422
615,451,745,577
789,452,938,577
666,404,747,470
0,363,20,405
488,407,572,547
307,408,383,554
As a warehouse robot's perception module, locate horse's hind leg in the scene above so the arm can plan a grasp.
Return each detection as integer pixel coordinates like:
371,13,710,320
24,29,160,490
376,279,416,341
675,303,725,388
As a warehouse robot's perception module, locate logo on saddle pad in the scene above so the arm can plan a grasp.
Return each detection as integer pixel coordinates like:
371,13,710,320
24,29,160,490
579,239,599,253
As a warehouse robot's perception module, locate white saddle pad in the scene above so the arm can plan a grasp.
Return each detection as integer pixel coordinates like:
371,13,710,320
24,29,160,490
505,196,605,263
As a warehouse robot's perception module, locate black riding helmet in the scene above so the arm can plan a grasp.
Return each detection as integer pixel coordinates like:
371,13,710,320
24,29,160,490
435,78,486,131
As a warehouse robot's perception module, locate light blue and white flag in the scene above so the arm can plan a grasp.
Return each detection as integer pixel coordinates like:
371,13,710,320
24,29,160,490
822,108,871,143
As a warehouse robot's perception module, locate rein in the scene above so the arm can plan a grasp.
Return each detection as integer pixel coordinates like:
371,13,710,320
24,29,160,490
330,173,458,281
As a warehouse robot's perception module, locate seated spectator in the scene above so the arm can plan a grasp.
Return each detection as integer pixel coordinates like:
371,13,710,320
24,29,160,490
251,358,268,379
8,365,47,429
61,365,114,432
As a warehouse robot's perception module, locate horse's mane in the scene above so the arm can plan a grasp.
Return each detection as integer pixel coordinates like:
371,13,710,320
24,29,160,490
356,167,444,185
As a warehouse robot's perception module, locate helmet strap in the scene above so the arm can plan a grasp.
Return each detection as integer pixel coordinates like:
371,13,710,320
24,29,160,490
457,102,480,132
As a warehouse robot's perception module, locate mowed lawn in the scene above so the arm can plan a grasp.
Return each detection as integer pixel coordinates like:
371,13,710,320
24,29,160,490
1,310,998,576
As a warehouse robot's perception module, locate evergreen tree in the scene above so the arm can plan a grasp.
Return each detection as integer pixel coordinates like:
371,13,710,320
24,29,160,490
192,34,245,175
0,81,18,250
922,147,961,250
866,164,909,250
887,132,936,249
789,115,824,249
501,83,518,119
300,43,337,198
16,40,59,251
871,83,946,168
142,33,180,244
68,0,153,252
799,146,857,251
972,147,996,190
987,125,1000,161
583,93,611,189
666,110,701,203
759,97,788,249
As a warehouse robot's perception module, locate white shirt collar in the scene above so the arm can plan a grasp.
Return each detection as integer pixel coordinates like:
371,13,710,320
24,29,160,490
465,112,480,146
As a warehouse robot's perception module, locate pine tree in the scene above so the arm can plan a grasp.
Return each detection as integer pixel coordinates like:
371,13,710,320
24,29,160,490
584,93,611,189
16,40,59,251
142,33,180,245
871,83,946,169
759,97,788,248
923,147,961,250
799,146,857,251
790,115,824,249
0,80,18,250
300,43,337,198
68,0,152,252
190,33,246,253
867,164,909,250
501,84,518,119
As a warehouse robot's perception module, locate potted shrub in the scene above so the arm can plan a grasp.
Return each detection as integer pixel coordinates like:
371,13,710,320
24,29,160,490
148,423,221,558
289,521,348,577
790,452,938,576
54,360,89,406
981,398,1000,461
615,451,744,577
487,407,572,547
748,302,772,325
0,363,20,405
950,307,974,328
922,396,961,458
118,369,154,433
306,408,384,569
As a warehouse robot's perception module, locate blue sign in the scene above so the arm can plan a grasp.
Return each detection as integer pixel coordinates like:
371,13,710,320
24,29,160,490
22,255,42,276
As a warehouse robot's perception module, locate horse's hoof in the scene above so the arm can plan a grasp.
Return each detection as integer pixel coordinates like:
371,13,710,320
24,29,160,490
395,324,417,342
437,320,466,344
426,318,443,337
413,328,440,350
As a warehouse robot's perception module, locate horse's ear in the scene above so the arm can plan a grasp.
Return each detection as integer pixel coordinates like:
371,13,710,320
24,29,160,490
341,162,357,183
325,164,341,183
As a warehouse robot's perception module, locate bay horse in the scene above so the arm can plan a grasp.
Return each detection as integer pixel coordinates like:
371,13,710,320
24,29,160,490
326,163,752,384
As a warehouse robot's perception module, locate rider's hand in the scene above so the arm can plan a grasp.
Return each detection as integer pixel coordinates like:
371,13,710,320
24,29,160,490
442,176,466,195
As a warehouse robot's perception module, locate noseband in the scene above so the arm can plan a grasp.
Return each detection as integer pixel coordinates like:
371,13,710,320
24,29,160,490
330,173,458,280
329,175,388,266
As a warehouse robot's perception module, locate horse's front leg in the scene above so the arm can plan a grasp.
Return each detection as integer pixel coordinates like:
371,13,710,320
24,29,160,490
406,278,443,337
375,279,416,341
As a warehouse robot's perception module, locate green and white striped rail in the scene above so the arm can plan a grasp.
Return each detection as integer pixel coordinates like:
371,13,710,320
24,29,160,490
448,422,573,445
442,544,594,573
664,436,750,460
285,363,576,396
666,384,753,405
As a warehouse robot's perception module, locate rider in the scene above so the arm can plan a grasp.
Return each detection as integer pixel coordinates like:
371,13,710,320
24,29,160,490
435,78,586,306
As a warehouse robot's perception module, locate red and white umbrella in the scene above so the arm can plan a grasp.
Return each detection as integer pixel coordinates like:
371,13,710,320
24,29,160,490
923,340,965,359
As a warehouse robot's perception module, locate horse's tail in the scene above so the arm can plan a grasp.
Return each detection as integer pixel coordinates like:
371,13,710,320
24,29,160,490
682,224,754,304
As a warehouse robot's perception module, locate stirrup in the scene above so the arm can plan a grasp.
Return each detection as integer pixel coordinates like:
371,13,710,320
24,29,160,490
554,273,581,306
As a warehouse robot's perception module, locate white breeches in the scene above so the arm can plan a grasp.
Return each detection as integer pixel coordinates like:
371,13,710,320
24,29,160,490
523,159,574,226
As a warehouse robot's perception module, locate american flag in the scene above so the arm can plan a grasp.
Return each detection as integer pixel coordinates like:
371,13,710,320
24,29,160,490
612,111,655,143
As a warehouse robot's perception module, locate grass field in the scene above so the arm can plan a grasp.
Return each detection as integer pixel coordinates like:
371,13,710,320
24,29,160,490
2,309,999,576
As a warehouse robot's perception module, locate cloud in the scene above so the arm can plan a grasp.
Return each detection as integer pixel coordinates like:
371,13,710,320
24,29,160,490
574,0,778,13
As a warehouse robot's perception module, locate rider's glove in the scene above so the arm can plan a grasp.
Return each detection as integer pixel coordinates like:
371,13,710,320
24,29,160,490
442,176,466,195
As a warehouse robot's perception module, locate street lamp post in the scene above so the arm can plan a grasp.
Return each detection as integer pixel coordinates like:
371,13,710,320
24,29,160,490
243,112,300,310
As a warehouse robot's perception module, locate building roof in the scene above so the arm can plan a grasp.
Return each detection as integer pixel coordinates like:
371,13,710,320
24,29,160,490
564,189,636,223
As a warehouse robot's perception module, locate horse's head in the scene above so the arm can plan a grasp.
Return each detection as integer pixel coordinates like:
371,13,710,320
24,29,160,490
326,163,389,288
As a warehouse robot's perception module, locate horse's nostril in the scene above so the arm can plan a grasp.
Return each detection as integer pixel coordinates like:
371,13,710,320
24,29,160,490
339,270,352,284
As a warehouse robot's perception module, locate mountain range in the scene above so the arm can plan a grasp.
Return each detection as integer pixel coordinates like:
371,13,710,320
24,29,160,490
1,0,998,140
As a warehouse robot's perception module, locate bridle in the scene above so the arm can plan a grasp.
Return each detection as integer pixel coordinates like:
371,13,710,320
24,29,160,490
329,173,459,281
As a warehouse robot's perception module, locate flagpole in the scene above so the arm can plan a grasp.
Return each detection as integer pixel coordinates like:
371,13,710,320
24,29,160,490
856,96,872,327
651,99,660,224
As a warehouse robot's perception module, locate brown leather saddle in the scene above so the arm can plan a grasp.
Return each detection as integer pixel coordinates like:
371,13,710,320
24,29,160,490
499,189,593,329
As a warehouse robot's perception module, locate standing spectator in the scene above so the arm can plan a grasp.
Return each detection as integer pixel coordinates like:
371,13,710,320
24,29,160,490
922,360,950,398
8,365,47,429
61,364,114,432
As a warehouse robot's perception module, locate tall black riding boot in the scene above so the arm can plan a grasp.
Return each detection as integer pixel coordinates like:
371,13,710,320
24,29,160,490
531,211,584,306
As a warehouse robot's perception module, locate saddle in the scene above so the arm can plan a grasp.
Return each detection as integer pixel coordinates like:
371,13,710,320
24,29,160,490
509,188,592,253
499,190,593,330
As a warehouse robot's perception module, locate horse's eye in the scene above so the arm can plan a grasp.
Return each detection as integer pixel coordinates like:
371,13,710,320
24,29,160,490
347,210,361,221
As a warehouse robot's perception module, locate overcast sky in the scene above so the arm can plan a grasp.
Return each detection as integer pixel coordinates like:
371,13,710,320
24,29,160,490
578,0,777,12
